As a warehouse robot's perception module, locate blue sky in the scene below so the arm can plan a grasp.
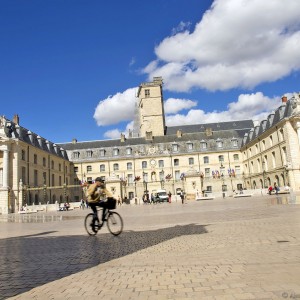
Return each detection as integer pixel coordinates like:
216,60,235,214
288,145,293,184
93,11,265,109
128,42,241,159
1,0,300,143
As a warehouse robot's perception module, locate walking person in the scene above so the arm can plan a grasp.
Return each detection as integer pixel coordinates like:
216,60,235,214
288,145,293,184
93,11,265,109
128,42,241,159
180,190,184,204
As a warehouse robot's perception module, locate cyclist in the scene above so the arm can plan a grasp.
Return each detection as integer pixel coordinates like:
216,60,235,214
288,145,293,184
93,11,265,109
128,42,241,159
87,177,113,227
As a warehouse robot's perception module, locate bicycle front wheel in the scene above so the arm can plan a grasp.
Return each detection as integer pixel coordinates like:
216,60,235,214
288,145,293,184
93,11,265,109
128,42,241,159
84,213,99,236
107,211,123,236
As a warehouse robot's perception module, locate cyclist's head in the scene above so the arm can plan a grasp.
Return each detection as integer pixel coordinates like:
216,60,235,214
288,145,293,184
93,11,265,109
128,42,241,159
95,177,105,184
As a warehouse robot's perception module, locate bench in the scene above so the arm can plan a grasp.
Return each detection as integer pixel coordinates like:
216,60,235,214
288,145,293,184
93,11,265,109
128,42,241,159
19,210,37,214
233,194,253,198
196,196,215,200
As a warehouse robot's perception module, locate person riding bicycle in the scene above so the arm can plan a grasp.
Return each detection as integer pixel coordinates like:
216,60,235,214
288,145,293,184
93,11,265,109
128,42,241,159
87,177,114,226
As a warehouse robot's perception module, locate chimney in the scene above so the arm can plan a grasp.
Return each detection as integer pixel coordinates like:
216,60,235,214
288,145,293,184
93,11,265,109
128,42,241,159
176,129,182,138
72,138,77,144
281,96,287,103
120,133,126,142
13,114,19,125
205,128,213,137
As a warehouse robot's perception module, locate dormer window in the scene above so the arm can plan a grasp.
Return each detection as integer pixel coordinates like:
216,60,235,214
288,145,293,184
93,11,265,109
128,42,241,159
113,148,119,156
126,147,132,155
200,140,207,149
100,149,105,157
216,139,223,148
172,143,179,152
231,138,238,147
73,152,80,159
86,150,93,158
187,142,193,150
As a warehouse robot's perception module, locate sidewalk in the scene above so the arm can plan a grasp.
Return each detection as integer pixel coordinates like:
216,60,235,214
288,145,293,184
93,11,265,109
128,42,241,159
1,194,300,299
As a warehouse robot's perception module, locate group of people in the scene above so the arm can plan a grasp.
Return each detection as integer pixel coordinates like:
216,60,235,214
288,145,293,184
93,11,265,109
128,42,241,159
268,182,280,195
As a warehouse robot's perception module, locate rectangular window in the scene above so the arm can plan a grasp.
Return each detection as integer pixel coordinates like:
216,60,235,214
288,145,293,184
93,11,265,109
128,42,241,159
172,144,178,152
43,157,46,167
206,186,212,192
34,154,37,164
43,172,47,184
142,161,147,169
128,174,133,185
127,162,132,170
175,170,180,181
235,166,241,175
59,176,62,186
143,172,148,182
21,150,26,160
100,164,105,172
87,166,92,172
205,168,210,177
158,160,164,168
100,149,105,157
21,167,26,184
189,158,194,165
87,150,93,158
174,159,179,166
204,156,209,164
145,89,150,98
34,170,38,186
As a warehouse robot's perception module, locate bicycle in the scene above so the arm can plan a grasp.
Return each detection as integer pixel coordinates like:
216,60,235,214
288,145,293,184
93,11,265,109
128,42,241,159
84,198,123,236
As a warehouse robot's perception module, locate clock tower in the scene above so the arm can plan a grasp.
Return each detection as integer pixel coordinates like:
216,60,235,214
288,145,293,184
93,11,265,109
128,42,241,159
137,77,166,138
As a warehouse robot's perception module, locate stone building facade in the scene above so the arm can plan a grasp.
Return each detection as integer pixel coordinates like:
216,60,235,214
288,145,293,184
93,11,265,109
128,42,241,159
1,77,300,213
0,115,73,214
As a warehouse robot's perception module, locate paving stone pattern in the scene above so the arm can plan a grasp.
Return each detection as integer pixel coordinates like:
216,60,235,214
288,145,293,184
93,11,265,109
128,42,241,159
0,195,300,300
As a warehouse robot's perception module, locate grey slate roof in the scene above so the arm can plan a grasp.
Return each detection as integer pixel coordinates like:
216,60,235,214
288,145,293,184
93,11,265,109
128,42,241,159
1,117,68,160
58,120,253,158
241,99,293,146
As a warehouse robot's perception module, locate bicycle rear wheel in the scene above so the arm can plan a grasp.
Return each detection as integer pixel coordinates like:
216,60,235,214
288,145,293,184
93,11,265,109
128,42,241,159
107,211,123,236
84,213,99,236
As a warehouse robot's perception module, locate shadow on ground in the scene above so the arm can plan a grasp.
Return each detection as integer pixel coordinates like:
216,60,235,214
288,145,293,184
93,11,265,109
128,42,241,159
0,223,207,299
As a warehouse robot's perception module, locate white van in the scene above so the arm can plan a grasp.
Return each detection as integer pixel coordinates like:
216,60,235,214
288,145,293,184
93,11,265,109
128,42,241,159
156,189,169,202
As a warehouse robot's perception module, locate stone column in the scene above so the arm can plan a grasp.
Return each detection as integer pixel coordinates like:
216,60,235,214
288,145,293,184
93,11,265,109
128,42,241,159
2,148,9,188
296,121,300,146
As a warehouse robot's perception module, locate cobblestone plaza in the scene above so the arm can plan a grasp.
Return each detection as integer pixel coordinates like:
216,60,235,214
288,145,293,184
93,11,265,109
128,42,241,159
0,194,300,300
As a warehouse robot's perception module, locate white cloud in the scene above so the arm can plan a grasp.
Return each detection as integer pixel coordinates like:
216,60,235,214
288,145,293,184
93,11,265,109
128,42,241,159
143,0,300,92
104,129,121,139
164,98,197,114
93,87,137,126
171,21,192,35
165,92,283,126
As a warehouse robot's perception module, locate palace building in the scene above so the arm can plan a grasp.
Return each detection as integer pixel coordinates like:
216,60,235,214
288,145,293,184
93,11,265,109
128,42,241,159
1,77,300,213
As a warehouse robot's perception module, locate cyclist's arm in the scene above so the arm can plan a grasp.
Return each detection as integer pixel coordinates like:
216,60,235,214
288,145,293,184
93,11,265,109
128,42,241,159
103,188,113,198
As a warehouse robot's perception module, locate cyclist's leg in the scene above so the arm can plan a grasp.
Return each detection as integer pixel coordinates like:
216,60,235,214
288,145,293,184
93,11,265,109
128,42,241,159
90,203,99,221
99,201,106,222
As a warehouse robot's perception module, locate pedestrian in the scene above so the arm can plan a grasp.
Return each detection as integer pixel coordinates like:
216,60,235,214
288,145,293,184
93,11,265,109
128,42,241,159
117,195,121,206
135,197,138,205
80,198,85,209
180,191,184,204
268,186,273,195
168,191,172,203
151,193,154,204
274,182,279,195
